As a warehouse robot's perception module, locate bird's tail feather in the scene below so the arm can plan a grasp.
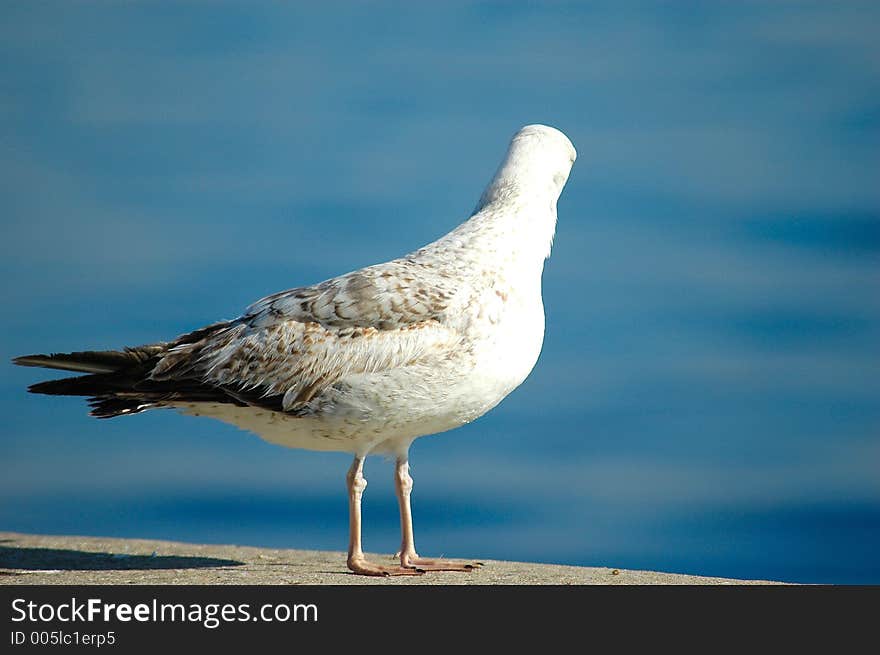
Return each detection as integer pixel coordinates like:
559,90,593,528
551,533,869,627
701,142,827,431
27,373,162,418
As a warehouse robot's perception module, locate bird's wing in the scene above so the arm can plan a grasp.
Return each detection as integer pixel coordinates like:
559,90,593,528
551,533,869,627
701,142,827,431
150,260,463,411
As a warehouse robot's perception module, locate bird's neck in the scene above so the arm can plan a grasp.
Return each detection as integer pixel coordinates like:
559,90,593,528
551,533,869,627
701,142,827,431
440,197,557,280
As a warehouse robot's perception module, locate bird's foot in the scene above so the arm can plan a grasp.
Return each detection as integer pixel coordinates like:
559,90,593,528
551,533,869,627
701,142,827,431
348,556,425,577
400,554,483,572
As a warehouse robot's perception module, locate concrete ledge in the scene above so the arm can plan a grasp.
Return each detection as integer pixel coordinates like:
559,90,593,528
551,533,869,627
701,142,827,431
0,532,783,585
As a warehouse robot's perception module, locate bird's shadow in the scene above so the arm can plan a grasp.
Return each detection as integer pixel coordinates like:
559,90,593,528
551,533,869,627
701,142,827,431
0,545,244,571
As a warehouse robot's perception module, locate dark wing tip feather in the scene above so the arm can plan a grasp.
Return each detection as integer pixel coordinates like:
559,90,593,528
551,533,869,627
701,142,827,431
13,353,122,374
13,354,51,368
13,347,166,374
27,376,89,396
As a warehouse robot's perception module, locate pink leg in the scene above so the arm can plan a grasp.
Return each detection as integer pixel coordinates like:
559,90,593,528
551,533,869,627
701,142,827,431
395,456,483,572
346,456,423,576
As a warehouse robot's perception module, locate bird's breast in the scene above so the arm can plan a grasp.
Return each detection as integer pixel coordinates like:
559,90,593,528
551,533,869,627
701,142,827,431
465,278,546,399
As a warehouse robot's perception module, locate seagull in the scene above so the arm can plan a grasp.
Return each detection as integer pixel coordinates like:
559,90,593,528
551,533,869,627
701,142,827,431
13,124,576,576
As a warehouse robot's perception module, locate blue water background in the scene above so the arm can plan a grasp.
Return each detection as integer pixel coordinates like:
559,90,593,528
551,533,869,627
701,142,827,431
1,3,878,583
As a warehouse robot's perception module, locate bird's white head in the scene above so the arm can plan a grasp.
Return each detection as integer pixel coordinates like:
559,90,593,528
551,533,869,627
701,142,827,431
477,124,577,211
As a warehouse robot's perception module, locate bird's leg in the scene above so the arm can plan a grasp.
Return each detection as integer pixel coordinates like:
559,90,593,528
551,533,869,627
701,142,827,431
346,456,423,576
395,456,418,562
395,456,483,572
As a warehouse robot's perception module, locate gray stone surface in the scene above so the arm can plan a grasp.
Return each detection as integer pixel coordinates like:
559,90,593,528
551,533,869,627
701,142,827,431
0,532,784,585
